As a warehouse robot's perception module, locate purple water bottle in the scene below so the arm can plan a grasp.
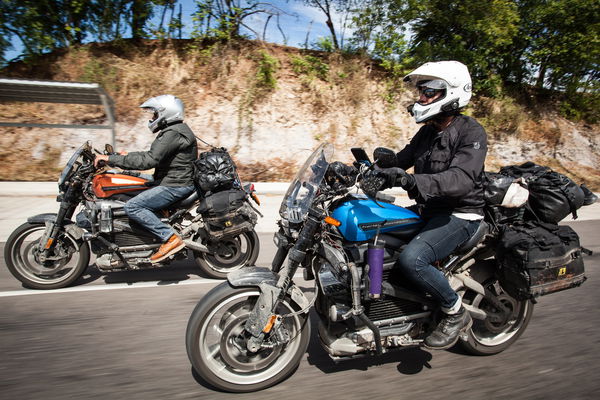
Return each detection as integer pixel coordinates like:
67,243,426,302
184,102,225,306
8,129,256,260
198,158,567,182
368,229,385,299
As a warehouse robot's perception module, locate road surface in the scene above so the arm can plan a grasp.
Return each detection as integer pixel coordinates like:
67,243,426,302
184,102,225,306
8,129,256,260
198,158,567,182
1,219,599,399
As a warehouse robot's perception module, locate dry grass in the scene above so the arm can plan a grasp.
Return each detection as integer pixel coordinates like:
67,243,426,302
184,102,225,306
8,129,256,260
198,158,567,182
1,39,598,191
236,158,298,182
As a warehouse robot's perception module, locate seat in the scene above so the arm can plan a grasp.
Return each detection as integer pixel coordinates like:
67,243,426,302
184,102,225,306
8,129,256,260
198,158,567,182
169,190,199,210
454,220,489,254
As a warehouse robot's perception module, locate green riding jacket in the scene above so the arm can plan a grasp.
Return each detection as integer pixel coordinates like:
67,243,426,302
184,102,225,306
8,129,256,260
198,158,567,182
108,122,198,187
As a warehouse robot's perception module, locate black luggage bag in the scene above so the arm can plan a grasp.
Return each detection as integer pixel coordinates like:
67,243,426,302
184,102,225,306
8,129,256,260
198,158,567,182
197,189,257,239
496,221,587,300
499,162,585,223
194,147,238,193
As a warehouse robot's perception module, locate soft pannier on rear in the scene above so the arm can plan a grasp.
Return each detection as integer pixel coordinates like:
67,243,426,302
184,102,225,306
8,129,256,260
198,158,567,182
196,189,257,239
496,221,586,300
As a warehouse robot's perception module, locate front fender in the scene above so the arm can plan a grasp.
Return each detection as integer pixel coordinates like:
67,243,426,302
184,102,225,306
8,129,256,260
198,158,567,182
26,213,85,241
27,213,59,224
227,266,310,311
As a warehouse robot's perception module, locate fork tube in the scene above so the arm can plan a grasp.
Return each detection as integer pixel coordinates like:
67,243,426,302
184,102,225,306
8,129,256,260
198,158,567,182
276,208,323,290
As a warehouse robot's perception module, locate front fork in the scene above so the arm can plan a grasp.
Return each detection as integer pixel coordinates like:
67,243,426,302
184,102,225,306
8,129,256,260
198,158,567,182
39,185,78,262
244,208,323,352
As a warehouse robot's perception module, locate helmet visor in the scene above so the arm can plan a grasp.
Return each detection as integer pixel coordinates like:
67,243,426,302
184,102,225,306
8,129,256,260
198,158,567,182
414,79,447,103
142,108,159,122
417,79,448,90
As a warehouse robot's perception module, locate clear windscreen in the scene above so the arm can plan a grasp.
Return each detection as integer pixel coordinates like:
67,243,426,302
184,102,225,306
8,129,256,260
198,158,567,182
57,143,87,188
279,143,334,223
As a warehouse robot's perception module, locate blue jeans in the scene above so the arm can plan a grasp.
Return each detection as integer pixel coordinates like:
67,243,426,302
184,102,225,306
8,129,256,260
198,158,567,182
396,215,480,309
124,185,195,242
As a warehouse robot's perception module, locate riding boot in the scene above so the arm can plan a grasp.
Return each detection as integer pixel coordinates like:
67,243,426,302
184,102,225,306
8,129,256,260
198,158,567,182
424,306,472,350
150,234,185,263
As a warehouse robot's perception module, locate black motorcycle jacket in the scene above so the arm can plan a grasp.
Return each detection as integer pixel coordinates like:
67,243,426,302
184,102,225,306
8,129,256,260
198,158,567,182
108,122,198,186
395,115,488,217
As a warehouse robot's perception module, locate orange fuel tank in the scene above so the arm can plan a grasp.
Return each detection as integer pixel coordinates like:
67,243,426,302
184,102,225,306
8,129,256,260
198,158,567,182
92,173,150,198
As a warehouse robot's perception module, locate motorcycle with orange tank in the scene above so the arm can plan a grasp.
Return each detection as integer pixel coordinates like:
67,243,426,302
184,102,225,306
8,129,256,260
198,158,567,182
3,142,261,289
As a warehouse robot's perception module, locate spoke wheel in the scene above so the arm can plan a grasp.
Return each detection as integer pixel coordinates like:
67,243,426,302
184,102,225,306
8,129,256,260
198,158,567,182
186,283,310,392
4,222,90,289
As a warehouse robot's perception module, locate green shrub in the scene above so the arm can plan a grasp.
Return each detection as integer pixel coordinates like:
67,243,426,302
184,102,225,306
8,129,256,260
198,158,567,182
255,51,279,91
290,55,329,81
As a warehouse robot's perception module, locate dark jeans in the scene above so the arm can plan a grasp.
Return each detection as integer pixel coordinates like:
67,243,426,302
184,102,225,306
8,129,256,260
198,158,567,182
396,215,481,309
124,185,195,242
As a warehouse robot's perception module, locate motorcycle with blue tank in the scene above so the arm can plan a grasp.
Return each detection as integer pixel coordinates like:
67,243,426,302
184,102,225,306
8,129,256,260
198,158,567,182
3,142,261,289
185,143,536,392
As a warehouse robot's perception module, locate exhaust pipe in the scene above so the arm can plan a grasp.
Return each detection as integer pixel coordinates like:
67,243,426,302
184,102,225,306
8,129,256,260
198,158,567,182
184,239,210,253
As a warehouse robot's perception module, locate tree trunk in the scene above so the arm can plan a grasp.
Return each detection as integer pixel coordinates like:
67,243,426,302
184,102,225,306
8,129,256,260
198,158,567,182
536,59,547,88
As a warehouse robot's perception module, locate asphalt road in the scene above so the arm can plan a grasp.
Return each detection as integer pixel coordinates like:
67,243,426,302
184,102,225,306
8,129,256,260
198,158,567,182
1,223,599,400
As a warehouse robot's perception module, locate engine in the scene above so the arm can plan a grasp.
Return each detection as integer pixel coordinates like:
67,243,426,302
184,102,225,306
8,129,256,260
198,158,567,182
315,244,430,358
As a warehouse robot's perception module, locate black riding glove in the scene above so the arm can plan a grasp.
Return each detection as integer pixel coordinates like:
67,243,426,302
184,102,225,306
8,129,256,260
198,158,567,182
378,167,416,190
326,161,358,188
361,168,416,197
360,170,387,197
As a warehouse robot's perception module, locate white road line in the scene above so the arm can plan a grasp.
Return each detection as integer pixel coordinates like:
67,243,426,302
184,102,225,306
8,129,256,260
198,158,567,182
0,272,305,298
0,278,221,297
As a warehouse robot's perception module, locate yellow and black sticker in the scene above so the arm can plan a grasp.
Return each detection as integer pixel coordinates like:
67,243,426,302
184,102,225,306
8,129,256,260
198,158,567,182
558,267,567,276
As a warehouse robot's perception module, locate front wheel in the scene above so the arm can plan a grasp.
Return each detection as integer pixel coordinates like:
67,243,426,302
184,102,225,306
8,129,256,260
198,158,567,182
460,279,534,355
4,222,90,290
194,230,259,279
186,283,310,392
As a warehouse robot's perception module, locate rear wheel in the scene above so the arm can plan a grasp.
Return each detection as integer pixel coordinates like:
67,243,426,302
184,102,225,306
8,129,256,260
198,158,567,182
4,222,90,290
186,283,310,392
460,279,534,355
194,230,259,279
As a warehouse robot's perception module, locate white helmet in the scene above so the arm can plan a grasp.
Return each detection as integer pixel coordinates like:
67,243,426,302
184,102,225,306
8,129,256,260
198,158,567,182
139,94,184,133
404,61,472,123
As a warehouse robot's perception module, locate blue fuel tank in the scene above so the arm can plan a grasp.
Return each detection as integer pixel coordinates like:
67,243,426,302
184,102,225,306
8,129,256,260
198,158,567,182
331,195,422,242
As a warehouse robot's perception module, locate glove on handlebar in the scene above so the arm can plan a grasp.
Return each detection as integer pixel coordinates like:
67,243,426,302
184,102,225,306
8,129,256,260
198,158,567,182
381,167,416,190
361,168,416,197
327,161,358,186
360,173,387,198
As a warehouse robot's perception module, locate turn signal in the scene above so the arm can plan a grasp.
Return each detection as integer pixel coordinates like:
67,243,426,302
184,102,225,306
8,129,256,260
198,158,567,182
324,216,341,227
251,192,261,206
262,315,278,333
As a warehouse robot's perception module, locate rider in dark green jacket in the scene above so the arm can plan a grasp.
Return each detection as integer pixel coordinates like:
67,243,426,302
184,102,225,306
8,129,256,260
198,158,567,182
95,94,197,262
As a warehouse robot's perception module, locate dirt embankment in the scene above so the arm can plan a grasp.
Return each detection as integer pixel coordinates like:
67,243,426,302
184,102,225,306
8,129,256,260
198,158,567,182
1,39,598,189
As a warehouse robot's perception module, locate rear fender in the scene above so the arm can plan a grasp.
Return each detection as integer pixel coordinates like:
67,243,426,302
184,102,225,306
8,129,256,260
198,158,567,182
227,266,310,311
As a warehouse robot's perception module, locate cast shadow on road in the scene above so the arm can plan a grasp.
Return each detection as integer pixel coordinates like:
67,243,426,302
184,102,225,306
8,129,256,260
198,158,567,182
72,257,211,287
305,311,434,376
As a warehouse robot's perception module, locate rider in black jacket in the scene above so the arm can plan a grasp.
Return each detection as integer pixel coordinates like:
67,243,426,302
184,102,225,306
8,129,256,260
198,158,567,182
95,94,198,262
363,61,487,349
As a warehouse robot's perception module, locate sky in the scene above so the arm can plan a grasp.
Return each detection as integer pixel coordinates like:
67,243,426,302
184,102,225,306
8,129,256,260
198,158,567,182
3,0,347,62
166,0,347,47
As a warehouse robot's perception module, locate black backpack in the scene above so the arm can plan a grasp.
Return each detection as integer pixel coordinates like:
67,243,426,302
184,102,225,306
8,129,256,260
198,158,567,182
194,147,238,193
500,162,585,223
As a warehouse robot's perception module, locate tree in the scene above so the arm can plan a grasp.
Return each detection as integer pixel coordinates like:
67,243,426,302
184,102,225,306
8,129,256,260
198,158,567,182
521,0,600,93
348,0,417,70
0,0,94,59
300,0,359,50
129,0,154,39
192,0,288,41
409,0,520,93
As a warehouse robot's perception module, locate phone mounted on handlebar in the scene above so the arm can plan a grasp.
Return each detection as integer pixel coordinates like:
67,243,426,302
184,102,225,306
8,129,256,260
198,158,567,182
351,148,372,167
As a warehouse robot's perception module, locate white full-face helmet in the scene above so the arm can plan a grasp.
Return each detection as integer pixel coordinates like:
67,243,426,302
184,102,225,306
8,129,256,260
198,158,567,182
404,61,472,123
139,94,184,133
